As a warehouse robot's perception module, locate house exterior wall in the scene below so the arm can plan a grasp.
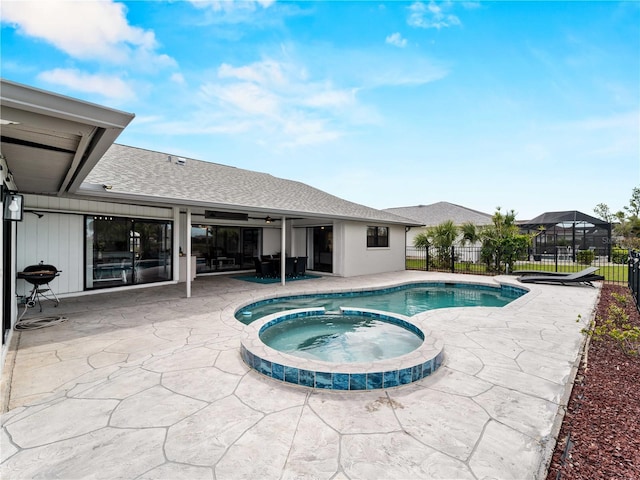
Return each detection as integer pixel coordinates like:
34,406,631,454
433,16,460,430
14,195,410,300
339,221,406,277
16,195,173,296
262,226,282,256
16,212,84,297
292,226,307,258
25,194,173,220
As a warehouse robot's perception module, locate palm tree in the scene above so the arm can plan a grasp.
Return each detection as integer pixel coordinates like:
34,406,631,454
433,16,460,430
459,222,480,246
426,220,458,268
430,220,458,249
479,207,531,272
413,232,431,249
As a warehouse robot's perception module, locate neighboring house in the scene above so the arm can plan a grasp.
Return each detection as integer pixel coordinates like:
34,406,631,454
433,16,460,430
0,79,418,367
384,202,493,248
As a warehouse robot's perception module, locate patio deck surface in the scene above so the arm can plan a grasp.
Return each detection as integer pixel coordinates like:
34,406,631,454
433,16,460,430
1,271,600,479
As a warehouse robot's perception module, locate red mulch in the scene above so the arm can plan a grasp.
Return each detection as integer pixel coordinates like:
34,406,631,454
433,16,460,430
546,284,640,480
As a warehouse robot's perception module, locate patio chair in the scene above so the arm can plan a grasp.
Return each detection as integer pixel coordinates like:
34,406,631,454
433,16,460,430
254,257,274,278
295,257,307,277
517,267,604,287
285,257,296,277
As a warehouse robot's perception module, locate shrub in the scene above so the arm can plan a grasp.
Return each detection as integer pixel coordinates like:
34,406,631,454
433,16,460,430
585,291,640,356
611,248,629,264
576,249,595,265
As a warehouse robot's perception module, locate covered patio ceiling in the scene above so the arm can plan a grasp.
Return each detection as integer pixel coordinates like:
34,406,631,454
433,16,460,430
0,79,134,196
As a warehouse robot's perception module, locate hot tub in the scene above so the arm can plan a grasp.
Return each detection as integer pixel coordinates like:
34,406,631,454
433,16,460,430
240,307,444,391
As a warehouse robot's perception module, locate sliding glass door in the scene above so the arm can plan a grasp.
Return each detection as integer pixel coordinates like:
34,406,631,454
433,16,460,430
312,226,333,272
86,216,172,289
191,225,259,273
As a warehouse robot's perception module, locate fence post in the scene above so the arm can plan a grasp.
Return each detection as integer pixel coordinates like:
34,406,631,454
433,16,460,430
451,246,455,273
426,247,429,272
629,251,640,313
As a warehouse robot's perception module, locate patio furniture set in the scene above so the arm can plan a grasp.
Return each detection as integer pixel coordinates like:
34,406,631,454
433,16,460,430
254,256,307,279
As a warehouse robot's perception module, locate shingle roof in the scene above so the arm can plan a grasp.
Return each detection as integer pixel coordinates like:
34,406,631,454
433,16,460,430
82,144,418,225
383,202,493,227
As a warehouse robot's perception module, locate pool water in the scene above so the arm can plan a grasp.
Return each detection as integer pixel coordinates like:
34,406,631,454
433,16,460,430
260,313,424,363
237,283,524,324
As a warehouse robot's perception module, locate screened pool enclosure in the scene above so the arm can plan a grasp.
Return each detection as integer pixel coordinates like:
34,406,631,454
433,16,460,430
518,210,612,261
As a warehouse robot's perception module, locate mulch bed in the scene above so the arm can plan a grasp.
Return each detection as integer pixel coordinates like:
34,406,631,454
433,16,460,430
546,284,640,480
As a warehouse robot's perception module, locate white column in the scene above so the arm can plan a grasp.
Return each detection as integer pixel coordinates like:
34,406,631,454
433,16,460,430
281,216,286,286
172,207,180,282
186,208,192,298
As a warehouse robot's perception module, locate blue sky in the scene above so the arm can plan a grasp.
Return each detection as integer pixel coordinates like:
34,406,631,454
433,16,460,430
1,1,638,220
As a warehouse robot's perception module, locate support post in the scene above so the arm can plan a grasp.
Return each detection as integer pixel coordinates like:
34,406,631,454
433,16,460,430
172,207,180,282
186,208,191,298
281,216,286,286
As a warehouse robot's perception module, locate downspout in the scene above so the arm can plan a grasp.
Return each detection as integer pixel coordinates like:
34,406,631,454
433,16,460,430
281,216,286,286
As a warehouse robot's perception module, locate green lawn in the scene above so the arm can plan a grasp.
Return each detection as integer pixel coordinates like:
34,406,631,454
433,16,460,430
405,258,627,284
512,263,627,283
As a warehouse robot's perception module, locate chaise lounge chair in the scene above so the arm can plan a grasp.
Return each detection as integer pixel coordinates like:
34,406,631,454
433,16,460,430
514,266,600,277
517,267,604,287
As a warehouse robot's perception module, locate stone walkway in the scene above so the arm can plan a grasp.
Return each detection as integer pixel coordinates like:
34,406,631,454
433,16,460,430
1,271,600,479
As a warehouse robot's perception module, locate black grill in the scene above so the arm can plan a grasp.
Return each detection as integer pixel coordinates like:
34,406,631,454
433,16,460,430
17,262,61,318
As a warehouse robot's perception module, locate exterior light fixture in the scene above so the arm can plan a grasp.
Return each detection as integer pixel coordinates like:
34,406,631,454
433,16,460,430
4,193,23,221
265,216,272,224
102,184,113,190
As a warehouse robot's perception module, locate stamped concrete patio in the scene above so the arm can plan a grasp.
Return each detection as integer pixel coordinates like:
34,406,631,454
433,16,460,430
1,271,600,479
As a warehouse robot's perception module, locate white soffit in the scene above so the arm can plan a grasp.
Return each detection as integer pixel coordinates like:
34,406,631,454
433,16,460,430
0,78,134,195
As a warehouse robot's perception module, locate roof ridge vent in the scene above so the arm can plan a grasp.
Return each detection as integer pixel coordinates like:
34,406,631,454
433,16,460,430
175,157,186,166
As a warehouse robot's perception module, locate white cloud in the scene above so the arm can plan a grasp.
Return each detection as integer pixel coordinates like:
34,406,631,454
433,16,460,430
143,46,446,147
408,1,461,30
170,73,186,85
188,0,274,12
214,58,356,116
1,0,174,68
386,32,408,48
202,81,281,116
302,89,356,109
218,60,291,86
141,57,362,147
37,69,136,101
280,116,343,147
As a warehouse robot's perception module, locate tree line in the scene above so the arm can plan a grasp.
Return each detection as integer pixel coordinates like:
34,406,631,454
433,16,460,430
594,187,640,250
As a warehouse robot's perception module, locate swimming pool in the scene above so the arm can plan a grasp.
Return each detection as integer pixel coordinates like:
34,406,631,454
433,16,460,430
239,281,525,390
236,282,526,324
